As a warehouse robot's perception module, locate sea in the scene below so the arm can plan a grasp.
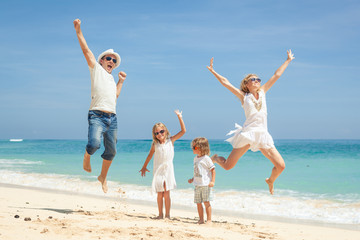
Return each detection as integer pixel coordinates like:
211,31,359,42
0,139,359,228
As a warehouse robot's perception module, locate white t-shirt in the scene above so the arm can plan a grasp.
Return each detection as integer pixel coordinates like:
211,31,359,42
193,155,215,186
89,62,117,114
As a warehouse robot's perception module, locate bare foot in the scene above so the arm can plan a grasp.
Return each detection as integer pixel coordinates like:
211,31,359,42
205,220,212,225
197,220,205,224
265,178,274,195
211,154,219,163
83,152,91,173
165,215,171,220
211,154,225,165
154,215,163,220
98,175,108,193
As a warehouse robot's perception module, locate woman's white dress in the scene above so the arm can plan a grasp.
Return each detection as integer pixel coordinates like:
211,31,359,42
152,139,176,192
226,89,275,152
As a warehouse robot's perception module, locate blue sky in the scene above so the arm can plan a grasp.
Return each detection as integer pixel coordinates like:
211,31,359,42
0,0,359,140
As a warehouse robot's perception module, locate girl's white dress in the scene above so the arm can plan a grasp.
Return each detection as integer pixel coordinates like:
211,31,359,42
152,138,176,193
226,89,275,152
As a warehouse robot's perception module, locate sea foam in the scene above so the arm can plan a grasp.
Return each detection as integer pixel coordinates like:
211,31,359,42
0,170,359,225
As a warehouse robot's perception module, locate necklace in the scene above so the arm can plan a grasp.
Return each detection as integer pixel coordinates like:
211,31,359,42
250,94,262,111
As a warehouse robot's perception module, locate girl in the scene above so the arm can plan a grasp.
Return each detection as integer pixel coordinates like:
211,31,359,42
140,110,186,219
207,50,295,194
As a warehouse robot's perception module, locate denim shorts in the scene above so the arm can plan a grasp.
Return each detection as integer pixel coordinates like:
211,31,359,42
86,110,117,161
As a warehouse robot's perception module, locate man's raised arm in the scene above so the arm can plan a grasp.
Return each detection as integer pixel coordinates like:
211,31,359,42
73,19,96,68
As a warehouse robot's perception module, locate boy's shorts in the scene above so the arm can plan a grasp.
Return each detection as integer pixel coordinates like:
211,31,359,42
194,186,213,203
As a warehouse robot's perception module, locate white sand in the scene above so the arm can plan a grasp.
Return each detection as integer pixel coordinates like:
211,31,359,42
0,184,359,240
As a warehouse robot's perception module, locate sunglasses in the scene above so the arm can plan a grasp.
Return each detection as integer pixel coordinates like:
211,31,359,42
249,78,261,83
192,146,198,150
105,56,117,64
155,130,165,136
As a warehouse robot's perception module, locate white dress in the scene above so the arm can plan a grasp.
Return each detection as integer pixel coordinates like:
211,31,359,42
226,89,275,152
152,139,176,193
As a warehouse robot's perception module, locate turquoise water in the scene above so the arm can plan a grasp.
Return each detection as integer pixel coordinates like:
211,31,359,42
1,139,360,224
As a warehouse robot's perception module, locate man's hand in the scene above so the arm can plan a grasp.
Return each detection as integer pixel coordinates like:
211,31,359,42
118,71,127,83
73,19,81,31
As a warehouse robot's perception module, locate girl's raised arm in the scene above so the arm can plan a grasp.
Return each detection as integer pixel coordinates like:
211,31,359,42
171,110,186,143
207,58,245,103
261,50,295,93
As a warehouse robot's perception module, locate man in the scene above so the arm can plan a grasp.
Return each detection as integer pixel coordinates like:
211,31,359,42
73,19,127,193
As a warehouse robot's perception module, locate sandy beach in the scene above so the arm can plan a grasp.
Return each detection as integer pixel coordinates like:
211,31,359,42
0,184,359,240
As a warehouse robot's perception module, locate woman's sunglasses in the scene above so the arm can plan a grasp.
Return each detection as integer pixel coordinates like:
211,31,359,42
155,130,165,136
105,56,117,64
249,78,261,83
192,146,198,150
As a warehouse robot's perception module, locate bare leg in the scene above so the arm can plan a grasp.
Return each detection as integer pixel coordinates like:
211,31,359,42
83,151,92,173
204,202,212,223
260,148,286,195
211,144,250,170
196,203,204,224
97,159,112,193
163,183,171,219
156,192,164,219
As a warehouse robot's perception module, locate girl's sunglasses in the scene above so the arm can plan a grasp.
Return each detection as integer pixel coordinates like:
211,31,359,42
155,130,165,136
105,56,117,64
249,78,261,83
192,146,198,150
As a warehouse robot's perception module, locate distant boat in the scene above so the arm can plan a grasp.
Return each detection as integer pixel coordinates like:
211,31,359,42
10,139,23,142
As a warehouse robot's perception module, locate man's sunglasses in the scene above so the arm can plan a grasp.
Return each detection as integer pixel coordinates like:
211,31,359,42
105,56,117,64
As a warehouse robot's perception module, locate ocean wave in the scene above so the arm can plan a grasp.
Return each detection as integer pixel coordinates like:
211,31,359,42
0,170,359,225
0,159,43,166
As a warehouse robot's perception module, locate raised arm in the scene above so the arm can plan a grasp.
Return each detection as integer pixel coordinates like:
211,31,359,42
73,19,96,68
261,50,295,93
170,110,186,143
139,143,155,177
116,72,127,98
207,58,245,103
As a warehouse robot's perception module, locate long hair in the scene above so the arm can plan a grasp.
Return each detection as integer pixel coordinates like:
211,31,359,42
152,122,170,144
240,73,260,93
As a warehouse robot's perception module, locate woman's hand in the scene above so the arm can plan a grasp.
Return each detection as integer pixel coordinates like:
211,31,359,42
206,57,214,72
287,49,295,61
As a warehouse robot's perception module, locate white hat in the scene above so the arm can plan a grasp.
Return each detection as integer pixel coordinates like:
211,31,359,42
97,49,121,69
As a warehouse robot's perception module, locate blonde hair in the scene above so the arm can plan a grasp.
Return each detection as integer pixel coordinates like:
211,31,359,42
240,73,260,93
152,122,170,144
191,137,210,156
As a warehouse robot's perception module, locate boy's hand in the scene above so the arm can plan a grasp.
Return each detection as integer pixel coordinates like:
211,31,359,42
208,182,215,187
188,178,193,184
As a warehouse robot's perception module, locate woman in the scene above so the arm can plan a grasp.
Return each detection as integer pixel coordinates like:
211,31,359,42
207,50,295,194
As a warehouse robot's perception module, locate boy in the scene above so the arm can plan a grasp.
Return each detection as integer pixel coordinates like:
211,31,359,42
188,137,216,224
